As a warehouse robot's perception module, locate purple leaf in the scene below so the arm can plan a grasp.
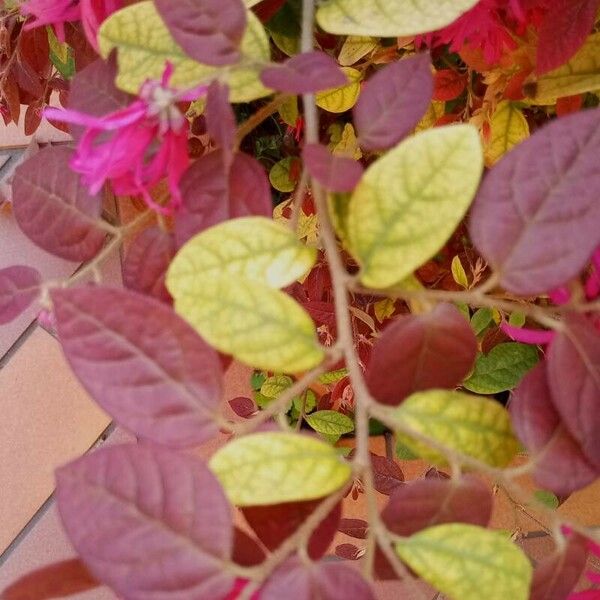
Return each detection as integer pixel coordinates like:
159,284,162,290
353,53,433,151
155,0,247,66
229,396,257,419
175,150,271,246
123,226,176,303
51,286,223,448
205,82,236,157
536,0,600,75
510,362,597,495
530,532,589,600
302,143,364,192
12,146,106,262
260,556,375,600
0,266,41,325
381,475,493,536
547,315,600,469
470,108,600,295
338,518,368,540
260,51,347,94
366,303,478,406
56,443,235,599
370,453,404,496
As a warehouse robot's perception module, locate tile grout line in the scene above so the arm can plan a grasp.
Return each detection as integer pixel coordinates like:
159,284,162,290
0,320,38,371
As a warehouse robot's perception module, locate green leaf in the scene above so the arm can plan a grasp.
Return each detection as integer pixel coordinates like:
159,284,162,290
508,312,526,328
306,410,355,436
316,0,480,37
395,524,532,600
291,389,317,419
396,441,419,460
209,432,352,505
318,368,349,385
251,371,267,391
315,67,361,113
347,125,483,289
47,27,75,79
168,275,325,372
167,217,316,289
98,1,271,102
394,390,519,467
470,308,493,336
463,343,539,395
270,157,298,193
534,490,560,509
261,375,293,398
451,255,469,289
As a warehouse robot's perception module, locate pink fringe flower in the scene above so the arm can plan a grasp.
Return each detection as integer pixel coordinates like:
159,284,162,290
45,65,207,214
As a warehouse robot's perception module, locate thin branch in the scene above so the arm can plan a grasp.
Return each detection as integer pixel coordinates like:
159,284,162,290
235,94,290,150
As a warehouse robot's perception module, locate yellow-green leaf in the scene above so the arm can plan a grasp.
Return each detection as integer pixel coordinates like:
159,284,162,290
485,101,530,166
269,157,297,193
279,95,299,127
347,125,483,289
415,100,445,132
209,432,352,505
395,524,532,600
338,36,378,66
527,33,600,104
261,374,293,398
305,410,355,435
169,275,325,372
331,123,362,159
167,217,316,289
316,67,361,113
98,1,271,102
451,255,469,289
316,0,480,37
374,298,396,323
394,390,519,467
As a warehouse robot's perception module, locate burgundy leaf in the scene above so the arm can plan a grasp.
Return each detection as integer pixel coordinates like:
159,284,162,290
260,556,375,600
12,146,106,261
370,453,404,496
366,303,477,406
424,467,451,480
229,396,257,419
260,51,347,94
56,443,235,599
338,518,368,540
52,286,223,448
66,55,131,141
155,0,247,66
123,226,176,303
1,559,99,600
335,543,363,560
205,82,236,156
536,0,600,75
530,533,589,600
470,108,600,295
252,0,286,22
381,475,493,536
0,266,41,325
353,53,433,151
231,528,266,567
510,362,597,495
242,500,341,560
228,152,272,219
547,315,600,469
302,143,364,192
302,300,337,329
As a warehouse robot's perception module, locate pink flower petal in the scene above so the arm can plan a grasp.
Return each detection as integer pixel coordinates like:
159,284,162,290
501,322,556,345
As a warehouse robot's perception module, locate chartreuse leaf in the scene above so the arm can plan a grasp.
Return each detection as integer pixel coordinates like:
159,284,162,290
338,36,378,66
316,0,480,37
528,33,600,104
209,432,352,505
485,101,529,166
168,275,324,373
270,157,298,193
347,125,483,289
316,67,361,113
261,375,293,398
306,410,355,436
167,217,316,289
394,390,519,467
98,1,271,102
395,524,532,600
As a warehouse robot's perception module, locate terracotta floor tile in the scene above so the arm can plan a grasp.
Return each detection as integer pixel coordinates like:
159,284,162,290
0,327,110,554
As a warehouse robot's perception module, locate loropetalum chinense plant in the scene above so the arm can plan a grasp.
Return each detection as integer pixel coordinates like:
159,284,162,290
2,0,600,598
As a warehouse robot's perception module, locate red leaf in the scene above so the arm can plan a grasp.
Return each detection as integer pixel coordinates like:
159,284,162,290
155,0,246,66
510,362,597,495
547,316,600,469
242,500,341,560
381,475,493,536
56,443,235,599
433,69,467,101
470,108,600,295
536,0,600,75
12,146,106,261
52,286,223,448
1,559,99,600
338,518,368,539
366,303,477,405
260,51,347,94
252,0,285,22
302,143,364,192
231,528,266,567
123,226,176,303
260,556,375,600
370,453,404,496
556,95,584,117
229,396,257,419
0,266,41,325
530,533,589,600
354,53,433,151
205,82,236,156
335,543,363,560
